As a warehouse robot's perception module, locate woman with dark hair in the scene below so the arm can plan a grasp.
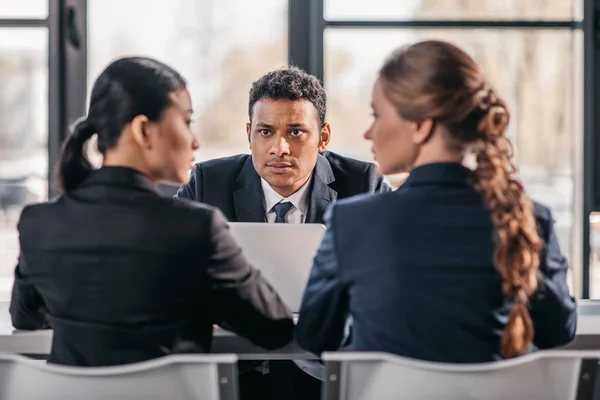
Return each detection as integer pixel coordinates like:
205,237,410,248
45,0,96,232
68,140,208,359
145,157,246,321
296,40,576,362
10,57,293,366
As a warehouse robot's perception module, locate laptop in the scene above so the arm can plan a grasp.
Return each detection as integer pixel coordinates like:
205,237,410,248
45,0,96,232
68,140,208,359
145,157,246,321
227,222,326,313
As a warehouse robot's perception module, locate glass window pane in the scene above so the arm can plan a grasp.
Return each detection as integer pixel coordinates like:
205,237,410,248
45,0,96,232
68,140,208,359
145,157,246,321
0,1,48,19
88,0,288,161
0,28,48,301
325,0,580,21
325,28,581,288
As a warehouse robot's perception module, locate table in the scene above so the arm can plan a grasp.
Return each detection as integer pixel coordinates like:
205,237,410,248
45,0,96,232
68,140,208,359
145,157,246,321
4,301,600,357
0,302,315,360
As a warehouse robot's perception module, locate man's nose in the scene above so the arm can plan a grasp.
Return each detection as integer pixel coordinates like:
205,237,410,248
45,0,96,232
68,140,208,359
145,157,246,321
269,136,290,157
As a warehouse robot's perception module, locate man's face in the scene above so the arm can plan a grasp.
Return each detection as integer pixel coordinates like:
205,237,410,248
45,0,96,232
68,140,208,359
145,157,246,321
247,98,331,197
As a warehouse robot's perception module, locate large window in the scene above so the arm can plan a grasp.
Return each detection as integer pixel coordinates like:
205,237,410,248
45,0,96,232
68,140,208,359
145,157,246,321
87,0,288,161
0,1,48,19
319,0,582,294
0,17,48,301
325,0,581,21
2,0,599,299
325,28,580,260
0,0,288,301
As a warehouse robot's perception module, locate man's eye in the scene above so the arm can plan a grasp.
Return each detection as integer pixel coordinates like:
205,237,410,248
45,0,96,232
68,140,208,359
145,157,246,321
259,129,270,135
290,129,303,136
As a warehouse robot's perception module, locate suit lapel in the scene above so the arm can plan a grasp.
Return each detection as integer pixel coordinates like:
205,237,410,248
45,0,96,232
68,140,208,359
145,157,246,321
233,156,266,222
306,153,337,224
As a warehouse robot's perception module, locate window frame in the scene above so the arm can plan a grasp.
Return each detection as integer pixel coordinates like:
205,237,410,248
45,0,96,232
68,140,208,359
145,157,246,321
16,0,595,298
288,0,594,298
0,0,87,198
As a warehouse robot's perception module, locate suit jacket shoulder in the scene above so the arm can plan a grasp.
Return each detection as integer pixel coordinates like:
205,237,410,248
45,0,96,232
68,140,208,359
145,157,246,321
194,154,251,197
176,154,250,202
321,151,388,197
175,154,253,221
196,154,250,176
533,201,553,225
18,190,221,253
331,190,397,228
322,151,375,175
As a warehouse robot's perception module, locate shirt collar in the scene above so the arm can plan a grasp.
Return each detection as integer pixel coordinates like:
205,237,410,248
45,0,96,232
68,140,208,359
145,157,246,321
261,174,313,216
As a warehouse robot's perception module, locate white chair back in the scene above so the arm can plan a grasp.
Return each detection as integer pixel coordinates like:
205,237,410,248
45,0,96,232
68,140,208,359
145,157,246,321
322,350,600,400
576,300,600,336
0,353,238,400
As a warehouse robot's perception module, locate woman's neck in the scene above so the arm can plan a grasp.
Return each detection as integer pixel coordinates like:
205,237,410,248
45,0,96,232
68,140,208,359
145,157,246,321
102,151,154,181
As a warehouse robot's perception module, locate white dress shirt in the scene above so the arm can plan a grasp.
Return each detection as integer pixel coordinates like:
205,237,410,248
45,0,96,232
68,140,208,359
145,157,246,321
261,175,312,223
260,175,325,380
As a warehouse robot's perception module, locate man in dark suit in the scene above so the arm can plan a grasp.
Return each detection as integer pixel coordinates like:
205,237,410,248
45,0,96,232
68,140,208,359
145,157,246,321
176,67,389,400
176,150,386,224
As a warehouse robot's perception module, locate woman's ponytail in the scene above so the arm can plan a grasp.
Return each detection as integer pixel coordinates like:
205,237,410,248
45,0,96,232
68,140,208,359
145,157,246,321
469,87,544,358
56,117,96,192
376,41,545,358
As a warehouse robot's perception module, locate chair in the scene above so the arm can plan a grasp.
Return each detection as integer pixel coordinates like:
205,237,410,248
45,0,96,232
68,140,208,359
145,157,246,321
0,353,238,400
322,350,600,400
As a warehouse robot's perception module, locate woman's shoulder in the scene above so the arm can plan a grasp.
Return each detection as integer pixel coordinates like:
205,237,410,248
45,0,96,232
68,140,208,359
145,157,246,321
532,201,553,222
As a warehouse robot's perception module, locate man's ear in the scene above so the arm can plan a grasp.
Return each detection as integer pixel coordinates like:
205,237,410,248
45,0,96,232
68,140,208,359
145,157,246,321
130,115,152,149
246,122,252,149
318,122,331,152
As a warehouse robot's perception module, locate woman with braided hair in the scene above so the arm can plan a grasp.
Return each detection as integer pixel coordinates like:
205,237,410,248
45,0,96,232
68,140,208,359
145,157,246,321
297,40,576,362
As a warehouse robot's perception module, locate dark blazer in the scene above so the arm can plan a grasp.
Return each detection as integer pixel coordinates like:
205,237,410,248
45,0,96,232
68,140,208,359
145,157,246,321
10,167,294,367
175,151,390,223
296,162,577,363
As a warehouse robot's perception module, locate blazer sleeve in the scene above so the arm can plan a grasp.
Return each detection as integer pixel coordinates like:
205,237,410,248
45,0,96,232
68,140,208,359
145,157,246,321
529,211,577,349
296,205,349,354
175,165,201,201
366,163,391,193
205,208,294,350
10,255,49,330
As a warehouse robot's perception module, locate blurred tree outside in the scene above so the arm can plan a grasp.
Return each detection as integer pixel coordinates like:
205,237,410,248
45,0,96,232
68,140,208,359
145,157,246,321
415,0,576,175
318,0,577,252
197,36,288,147
321,0,577,176
195,35,368,155
0,55,38,160
413,0,577,257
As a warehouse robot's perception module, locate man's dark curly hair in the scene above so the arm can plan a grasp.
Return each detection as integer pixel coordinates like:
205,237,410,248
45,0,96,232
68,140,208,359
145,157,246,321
248,66,327,125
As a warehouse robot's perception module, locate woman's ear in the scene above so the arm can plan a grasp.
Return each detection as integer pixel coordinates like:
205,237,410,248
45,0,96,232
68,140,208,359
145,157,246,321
412,118,435,145
130,115,153,149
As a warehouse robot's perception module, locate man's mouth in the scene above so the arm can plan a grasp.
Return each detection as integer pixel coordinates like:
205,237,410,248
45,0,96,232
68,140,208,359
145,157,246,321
266,162,294,173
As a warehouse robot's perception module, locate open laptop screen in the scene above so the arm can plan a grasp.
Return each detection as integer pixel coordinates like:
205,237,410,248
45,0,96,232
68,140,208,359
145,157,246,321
227,223,326,313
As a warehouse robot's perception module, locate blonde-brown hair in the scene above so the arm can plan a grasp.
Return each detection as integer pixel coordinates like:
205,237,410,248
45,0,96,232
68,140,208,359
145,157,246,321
379,40,543,358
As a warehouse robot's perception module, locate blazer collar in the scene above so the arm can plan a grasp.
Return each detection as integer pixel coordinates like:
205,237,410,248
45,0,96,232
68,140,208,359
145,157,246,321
233,153,338,224
233,156,267,222
306,153,337,224
403,162,471,188
80,166,158,194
